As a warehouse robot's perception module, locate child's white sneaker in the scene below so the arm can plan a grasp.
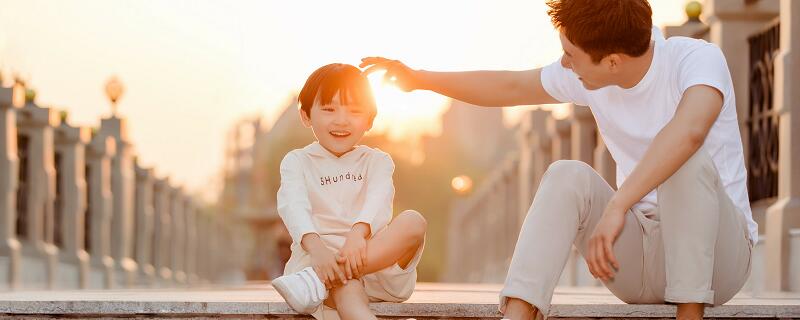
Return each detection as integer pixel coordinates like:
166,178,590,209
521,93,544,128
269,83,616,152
271,267,328,314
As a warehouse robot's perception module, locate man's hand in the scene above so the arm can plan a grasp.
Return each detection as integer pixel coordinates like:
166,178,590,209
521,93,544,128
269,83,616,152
338,223,370,279
302,234,347,289
587,204,624,281
359,57,421,92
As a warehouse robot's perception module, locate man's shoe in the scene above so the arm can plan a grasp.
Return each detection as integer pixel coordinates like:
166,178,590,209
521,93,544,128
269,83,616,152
272,267,328,314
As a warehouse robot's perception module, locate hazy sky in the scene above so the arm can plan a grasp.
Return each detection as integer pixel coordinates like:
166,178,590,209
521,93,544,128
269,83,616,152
0,1,689,198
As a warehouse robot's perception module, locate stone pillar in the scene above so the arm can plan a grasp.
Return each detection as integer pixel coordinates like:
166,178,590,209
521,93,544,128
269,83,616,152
516,109,551,228
0,85,20,290
134,162,156,287
705,0,779,158
152,178,172,285
85,134,116,289
183,196,198,285
53,119,91,289
15,100,59,289
569,105,596,165
594,135,617,188
445,199,464,282
765,0,800,292
194,210,207,283
490,174,506,283
548,115,572,161
504,157,519,266
170,186,187,285
99,116,137,287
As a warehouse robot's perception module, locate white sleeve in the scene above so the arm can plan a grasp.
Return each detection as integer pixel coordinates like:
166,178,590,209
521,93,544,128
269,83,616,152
354,152,395,235
277,152,317,244
677,43,733,101
540,59,590,106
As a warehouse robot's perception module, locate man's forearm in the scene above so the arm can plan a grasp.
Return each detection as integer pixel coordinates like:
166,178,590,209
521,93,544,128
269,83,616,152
609,122,704,212
415,69,555,107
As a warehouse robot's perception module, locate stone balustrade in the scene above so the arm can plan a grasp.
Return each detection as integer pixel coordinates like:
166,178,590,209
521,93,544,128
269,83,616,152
0,86,231,290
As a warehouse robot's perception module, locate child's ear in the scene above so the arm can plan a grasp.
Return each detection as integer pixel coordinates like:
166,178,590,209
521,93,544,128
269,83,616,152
299,109,312,128
366,115,375,131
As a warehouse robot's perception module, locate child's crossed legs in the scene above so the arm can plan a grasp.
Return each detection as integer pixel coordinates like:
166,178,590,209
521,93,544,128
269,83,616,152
325,210,427,319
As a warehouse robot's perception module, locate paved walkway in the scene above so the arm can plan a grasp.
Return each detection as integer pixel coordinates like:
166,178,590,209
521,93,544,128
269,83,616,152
0,283,799,318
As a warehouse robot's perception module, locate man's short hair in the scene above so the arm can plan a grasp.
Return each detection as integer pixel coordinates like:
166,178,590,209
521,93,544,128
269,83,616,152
547,0,652,63
298,63,376,118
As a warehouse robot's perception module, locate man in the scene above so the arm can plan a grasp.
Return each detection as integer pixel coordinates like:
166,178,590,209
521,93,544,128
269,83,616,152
360,1,755,319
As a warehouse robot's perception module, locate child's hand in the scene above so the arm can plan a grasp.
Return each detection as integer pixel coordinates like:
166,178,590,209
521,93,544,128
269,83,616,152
302,234,347,289
338,223,370,279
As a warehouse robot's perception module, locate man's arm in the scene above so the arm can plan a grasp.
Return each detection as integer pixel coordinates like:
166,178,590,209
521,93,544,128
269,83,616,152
609,84,723,212
360,57,560,107
587,84,724,280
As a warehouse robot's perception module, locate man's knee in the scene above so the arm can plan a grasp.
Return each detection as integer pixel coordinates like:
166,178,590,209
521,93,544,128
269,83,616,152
544,160,594,182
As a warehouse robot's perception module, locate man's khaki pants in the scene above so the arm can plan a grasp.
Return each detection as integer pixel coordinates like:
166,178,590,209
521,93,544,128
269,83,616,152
500,150,753,315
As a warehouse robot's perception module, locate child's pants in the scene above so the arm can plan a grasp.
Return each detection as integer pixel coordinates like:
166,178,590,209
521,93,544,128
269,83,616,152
283,217,425,320
500,149,753,316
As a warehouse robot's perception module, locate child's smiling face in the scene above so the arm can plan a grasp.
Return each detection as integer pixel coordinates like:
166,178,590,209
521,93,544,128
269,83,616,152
301,92,374,157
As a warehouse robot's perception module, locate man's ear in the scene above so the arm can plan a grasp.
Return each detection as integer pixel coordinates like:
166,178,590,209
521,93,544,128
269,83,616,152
606,54,622,72
299,108,312,128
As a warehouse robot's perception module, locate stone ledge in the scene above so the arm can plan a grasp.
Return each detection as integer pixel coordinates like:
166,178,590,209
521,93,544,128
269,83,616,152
0,283,798,319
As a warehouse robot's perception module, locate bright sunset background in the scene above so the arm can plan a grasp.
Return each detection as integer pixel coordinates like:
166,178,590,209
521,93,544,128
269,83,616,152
0,1,688,199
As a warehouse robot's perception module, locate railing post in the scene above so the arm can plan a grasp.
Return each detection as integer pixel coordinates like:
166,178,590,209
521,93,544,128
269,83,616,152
505,156,520,270
134,162,156,287
490,172,506,283
594,135,616,188
0,85,20,290
152,178,173,285
171,186,187,285
548,114,571,161
100,116,137,287
569,105,596,166
518,110,551,226
85,134,116,289
184,196,198,284
54,119,91,289
16,100,60,289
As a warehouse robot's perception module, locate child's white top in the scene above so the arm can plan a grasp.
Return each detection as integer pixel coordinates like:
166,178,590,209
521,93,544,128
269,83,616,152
277,142,395,249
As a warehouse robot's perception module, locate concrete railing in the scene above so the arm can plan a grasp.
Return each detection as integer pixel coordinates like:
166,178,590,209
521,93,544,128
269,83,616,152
0,85,235,290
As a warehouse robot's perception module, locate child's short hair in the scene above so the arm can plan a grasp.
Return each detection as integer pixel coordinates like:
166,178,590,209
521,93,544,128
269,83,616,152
298,63,377,118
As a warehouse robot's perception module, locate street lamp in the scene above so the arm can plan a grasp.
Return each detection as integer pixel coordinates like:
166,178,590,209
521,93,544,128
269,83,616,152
104,76,124,116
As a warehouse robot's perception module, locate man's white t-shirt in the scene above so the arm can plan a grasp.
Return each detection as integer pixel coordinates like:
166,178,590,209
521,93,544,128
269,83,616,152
540,29,757,244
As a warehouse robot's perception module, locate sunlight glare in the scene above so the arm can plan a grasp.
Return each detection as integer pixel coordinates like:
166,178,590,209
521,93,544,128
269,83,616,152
366,71,448,141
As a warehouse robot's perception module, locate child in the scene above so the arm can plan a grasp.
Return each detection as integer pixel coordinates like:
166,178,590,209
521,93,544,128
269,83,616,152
272,63,427,320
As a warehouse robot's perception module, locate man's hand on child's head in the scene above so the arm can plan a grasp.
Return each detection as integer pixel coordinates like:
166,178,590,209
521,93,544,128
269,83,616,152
339,223,370,279
359,57,420,92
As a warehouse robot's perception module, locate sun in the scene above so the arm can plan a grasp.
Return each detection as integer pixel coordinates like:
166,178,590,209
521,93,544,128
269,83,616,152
365,71,449,141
